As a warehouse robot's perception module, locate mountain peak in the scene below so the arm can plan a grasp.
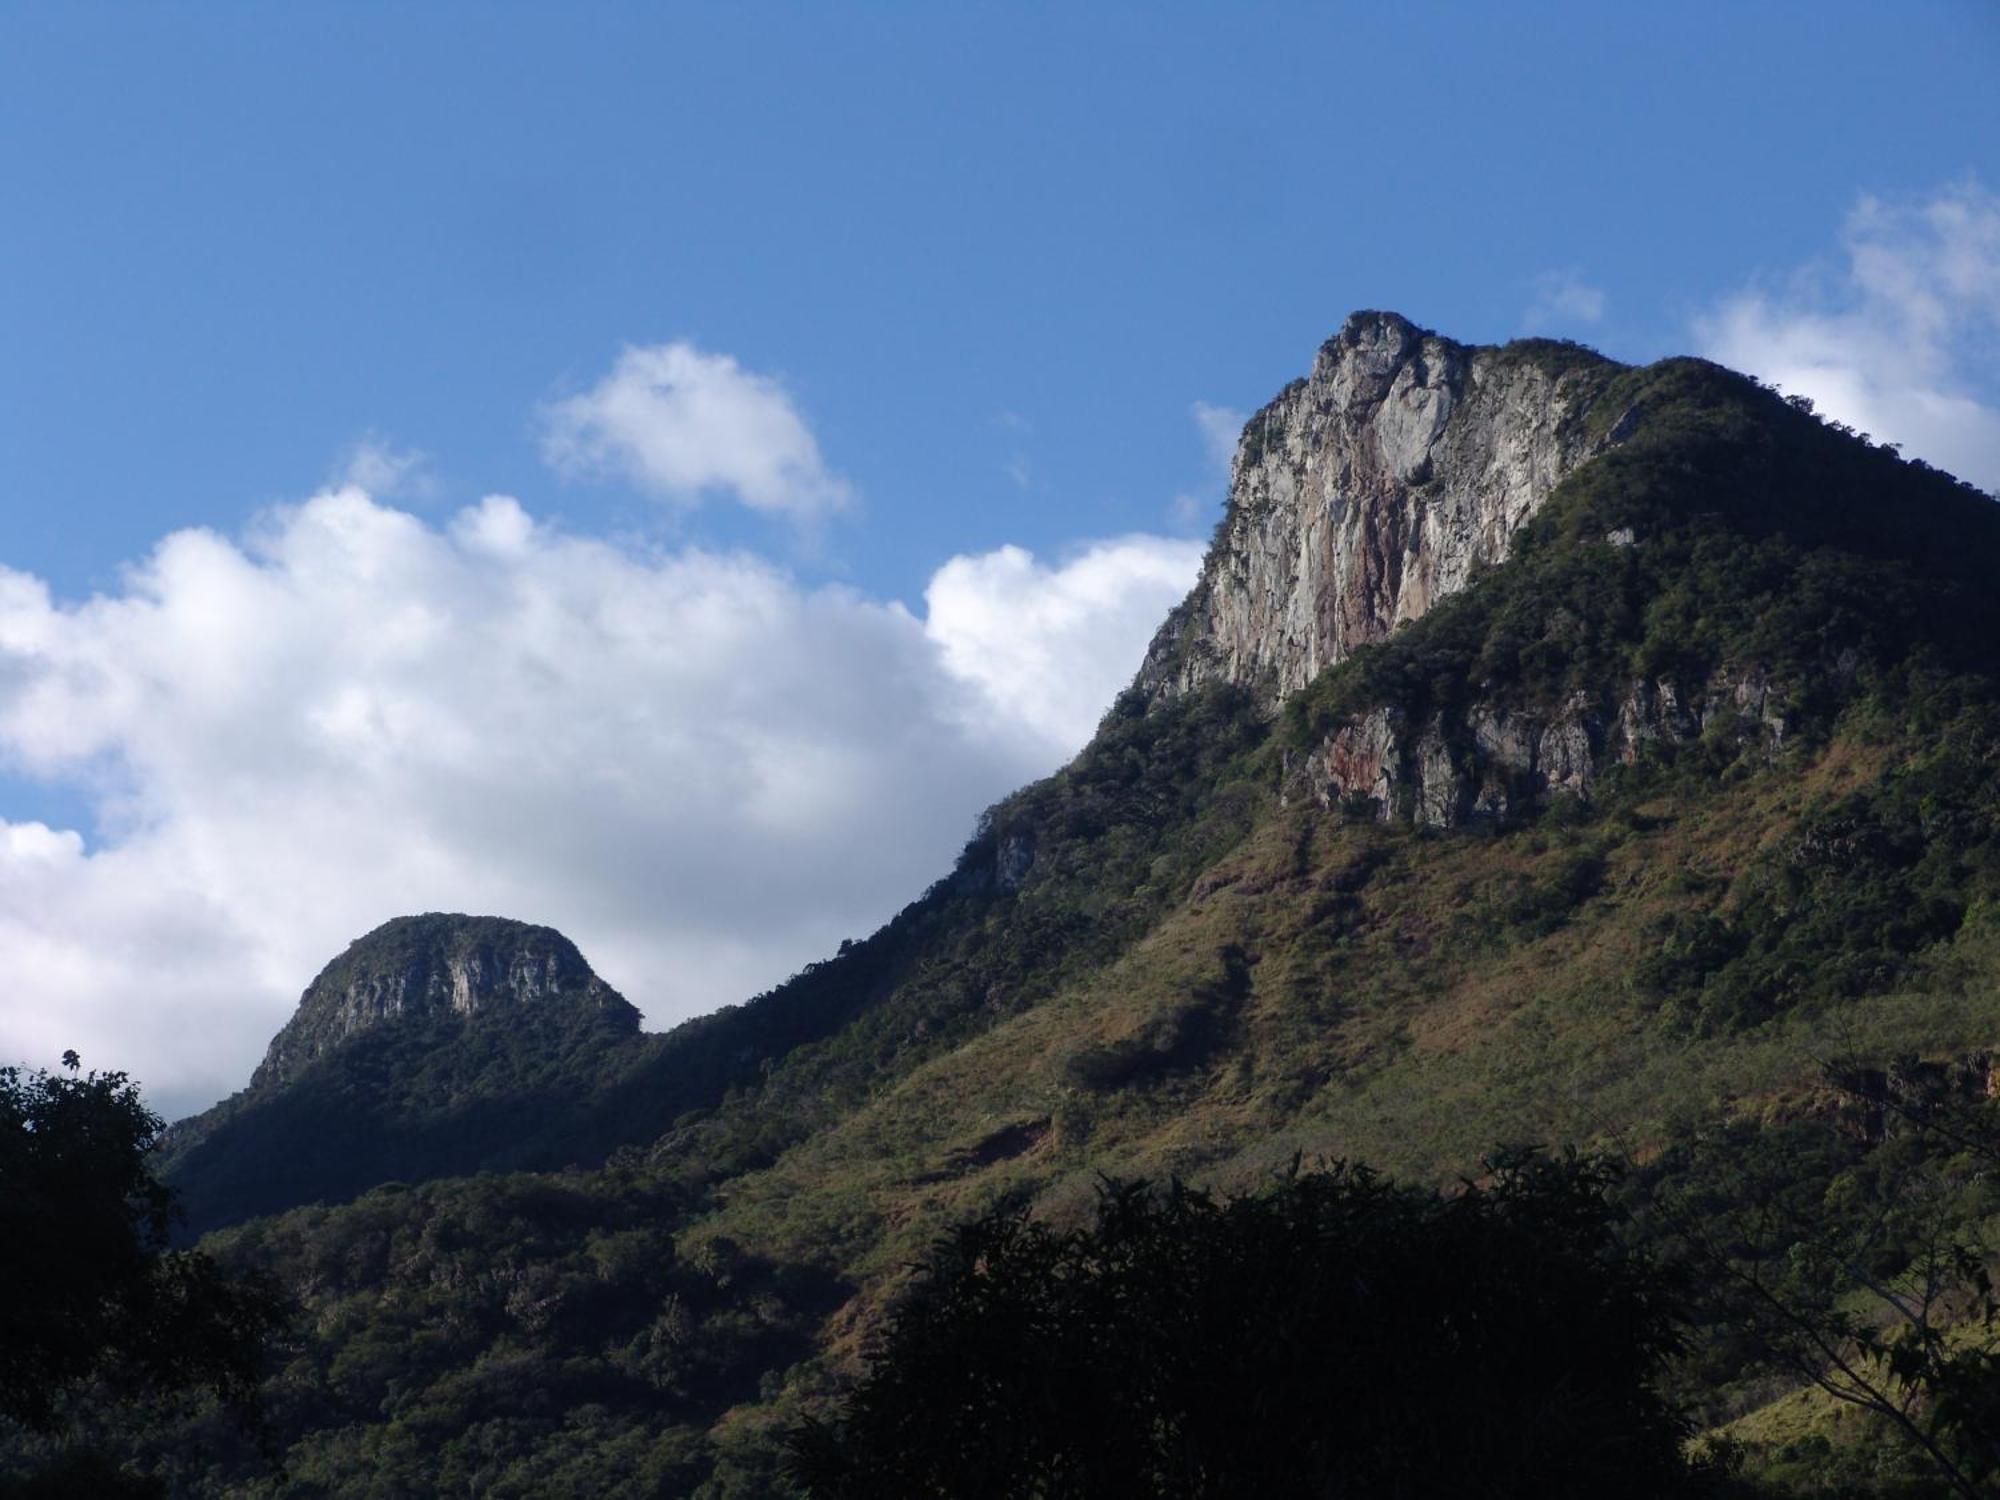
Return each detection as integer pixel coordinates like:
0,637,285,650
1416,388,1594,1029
250,912,636,1092
1140,315,1624,703
163,913,653,1230
1321,307,1431,356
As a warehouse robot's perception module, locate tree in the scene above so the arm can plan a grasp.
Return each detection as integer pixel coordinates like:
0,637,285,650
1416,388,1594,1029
789,1152,1726,1499
0,1054,286,1438
1655,1057,2000,1498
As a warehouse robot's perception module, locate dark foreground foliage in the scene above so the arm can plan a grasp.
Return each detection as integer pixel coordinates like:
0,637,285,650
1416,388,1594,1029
1639,1060,2000,1499
790,1154,1729,1500
0,1056,285,1494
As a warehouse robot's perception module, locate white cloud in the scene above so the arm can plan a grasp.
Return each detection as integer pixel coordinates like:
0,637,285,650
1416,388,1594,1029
924,537,1204,754
1191,401,1246,473
1522,269,1607,332
542,342,852,516
0,487,1198,1118
1696,180,2000,493
339,436,434,501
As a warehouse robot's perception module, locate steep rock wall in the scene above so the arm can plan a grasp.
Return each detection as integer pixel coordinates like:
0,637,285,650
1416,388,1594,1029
1138,312,1626,704
1287,671,1791,828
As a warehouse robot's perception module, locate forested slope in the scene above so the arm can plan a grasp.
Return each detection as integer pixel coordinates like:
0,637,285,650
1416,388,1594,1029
70,323,2000,1495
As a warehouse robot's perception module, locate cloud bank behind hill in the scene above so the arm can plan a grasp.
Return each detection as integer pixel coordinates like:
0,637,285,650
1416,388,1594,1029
0,446,1202,1119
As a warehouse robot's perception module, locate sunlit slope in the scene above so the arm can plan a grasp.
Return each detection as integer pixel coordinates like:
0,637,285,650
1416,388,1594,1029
141,340,2000,1496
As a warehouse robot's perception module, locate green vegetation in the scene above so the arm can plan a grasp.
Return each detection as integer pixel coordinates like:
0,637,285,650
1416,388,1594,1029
160,914,666,1231
1280,355,2000,1034
164,995,662,1232
162,1170,844,1497
1649,1060,2000,1497
790,1154,1722,1499
0,1056,284,1496
15,336,2000,1493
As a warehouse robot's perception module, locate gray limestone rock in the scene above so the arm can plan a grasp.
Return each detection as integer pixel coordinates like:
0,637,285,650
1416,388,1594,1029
250,912,636,1091
1136,312,1797,827
1295,673,1787,828
1138,312,1626,704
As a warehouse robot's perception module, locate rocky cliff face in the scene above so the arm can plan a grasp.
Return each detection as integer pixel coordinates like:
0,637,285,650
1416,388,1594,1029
251,913,637,1091
1287,670,1791,828
1138,312,1629,704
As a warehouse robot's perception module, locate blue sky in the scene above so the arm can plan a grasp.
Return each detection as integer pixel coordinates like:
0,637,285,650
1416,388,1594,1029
7,3,1996,596
2,2,1998,1113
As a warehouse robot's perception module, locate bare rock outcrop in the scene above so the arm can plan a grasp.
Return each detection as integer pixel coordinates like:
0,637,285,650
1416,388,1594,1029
1287,672,1790,828
1138,312,1625,703
251,912,637,1091
1129,312,1800,825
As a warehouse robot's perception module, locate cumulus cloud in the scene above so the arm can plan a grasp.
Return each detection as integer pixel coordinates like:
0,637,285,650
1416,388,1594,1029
1522,269,1607,333
0,489,1197,1117
924,537,1205,753
542,342,852,516
1696,180,2000,493
338,436,434,501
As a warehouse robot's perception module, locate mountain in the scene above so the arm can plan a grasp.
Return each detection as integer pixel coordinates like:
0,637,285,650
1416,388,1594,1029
160,914,666,1230
1140,310,1625,702
123,314,2000,1495
250,913,633,1092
